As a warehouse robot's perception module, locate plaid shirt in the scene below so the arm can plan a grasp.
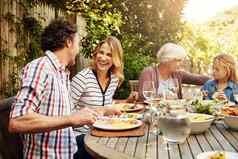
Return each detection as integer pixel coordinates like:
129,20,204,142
10,51,77,159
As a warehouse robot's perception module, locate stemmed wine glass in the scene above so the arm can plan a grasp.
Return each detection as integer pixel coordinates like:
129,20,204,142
142,81,156,108
143,81,161,135
165,79,179,100
150,107,161,135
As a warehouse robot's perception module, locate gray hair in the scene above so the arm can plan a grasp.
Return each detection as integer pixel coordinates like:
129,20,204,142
156,43,187,63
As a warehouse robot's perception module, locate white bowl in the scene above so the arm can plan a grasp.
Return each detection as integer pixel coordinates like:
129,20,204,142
187,113,214,134
223,115,238,130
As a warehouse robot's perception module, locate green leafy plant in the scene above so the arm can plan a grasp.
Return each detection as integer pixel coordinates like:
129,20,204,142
180,6,238,74
112,0,187,53
80,1,123,57
0,12,43,97
114,33,153,99
22,16,43,62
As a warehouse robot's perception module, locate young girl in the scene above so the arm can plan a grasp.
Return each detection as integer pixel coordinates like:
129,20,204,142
201,54,238,103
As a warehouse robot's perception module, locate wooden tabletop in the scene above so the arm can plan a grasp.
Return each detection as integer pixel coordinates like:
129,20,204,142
85,121,238,159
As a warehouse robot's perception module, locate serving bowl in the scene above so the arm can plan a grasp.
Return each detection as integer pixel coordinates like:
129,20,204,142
221,106,238,130
187,113,214,134
223,115,238,130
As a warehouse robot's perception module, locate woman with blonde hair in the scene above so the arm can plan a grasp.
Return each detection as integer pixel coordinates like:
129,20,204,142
71,36,127,109
202,53,238,102
90,36,124,86
71,36,129,158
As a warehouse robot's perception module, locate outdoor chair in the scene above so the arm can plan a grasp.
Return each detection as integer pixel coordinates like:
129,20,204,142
129,80,139,92
0,97,23,159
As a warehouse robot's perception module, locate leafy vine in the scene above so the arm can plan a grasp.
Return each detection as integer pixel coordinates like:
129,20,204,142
0,2,43,97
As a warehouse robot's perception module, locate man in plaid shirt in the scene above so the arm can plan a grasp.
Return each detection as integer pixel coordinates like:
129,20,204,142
9,19,120,159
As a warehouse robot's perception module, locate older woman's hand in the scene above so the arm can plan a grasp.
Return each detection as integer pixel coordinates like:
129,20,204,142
126,91,139,103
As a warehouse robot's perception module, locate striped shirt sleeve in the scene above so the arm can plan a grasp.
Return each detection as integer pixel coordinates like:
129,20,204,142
71,71,87,109
11,59,48,118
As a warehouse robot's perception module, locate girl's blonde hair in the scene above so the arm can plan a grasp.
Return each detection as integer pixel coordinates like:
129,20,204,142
90,36,124,86
213,53,238,83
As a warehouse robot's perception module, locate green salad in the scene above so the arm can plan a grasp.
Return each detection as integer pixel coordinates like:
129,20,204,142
190,99,224,115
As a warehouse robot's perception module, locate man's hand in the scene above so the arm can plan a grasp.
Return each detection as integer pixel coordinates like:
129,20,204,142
69,107,97,127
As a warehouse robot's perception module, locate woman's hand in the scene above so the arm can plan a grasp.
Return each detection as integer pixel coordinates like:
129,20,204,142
126,91,139,103
212,91,227,101
201,90,208,98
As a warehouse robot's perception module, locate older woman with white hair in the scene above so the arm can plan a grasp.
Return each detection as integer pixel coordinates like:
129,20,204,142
138,42,209,100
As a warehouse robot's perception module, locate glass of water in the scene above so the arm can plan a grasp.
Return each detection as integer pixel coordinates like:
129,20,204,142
143,81,156,107
165,79,179,100
150,106,161,135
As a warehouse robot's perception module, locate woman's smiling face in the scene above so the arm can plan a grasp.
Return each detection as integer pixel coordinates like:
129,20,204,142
95,42,113,73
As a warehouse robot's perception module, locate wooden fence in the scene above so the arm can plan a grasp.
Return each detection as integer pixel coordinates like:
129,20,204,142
0,0,88,99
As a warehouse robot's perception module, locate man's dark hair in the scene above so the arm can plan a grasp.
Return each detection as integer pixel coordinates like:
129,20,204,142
41,18,77,52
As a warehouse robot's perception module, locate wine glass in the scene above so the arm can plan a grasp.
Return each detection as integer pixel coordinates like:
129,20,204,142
142,81,156,108
165,79,179,100
150,107,161,135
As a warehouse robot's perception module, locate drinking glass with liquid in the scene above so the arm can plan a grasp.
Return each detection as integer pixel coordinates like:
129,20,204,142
159,112,191,144
142,81,156,105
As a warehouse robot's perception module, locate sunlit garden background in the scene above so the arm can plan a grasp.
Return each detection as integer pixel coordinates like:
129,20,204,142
0,0,238,99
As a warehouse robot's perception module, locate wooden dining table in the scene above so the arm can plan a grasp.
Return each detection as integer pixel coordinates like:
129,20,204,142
84,120,238,159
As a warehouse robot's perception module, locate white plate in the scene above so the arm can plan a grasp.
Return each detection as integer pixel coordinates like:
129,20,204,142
197,151,238,159
93,118,143,131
